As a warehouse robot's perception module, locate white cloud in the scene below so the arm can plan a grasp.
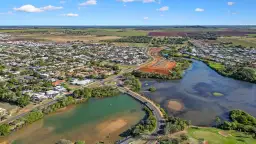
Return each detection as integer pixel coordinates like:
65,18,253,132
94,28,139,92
79,0,97,6
0,11,13,15
62,13,79,17
14,4,63,13
144,17,149,20
41,5,63,11
157,6,169,11
14,5,43,13
195,8,204,12
228,2,235,6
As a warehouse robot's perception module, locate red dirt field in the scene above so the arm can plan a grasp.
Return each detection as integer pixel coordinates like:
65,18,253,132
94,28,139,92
139,48,176,75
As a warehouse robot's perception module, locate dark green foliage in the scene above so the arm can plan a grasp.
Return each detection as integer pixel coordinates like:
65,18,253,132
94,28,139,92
75,141,85,144
91,86,120,98
73,86,119,98
0,124,10,136
231,67,256,83
131,107,157,136
206,61,256,83
151,37,187,46
219,110,256,135
230,110,256,126
148,87,156,92
187,32,217,40
165,117,190,134
123,73,141,92
23,111,44,124
180,134,189,141
110,36,152,43
17,95,30,107
43,96,76,114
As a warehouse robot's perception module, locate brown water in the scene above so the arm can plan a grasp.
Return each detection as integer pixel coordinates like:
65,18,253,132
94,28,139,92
0,94,145,144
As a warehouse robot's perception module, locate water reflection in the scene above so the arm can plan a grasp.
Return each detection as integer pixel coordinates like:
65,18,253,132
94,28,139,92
141,60,256,126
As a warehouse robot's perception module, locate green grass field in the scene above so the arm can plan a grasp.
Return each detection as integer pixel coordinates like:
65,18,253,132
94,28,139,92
85,29,148,36
0,28,148,36
188,127,256,144
207,61,225,70
218,37,256,48
247,34,256,37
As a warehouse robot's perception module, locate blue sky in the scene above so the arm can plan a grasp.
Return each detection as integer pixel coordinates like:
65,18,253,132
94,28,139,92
0,0,255,25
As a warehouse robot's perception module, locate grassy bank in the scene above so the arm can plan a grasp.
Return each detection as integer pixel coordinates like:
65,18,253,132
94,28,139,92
169,53,256,84
0,86,120,136
188,127,256,144
205,61,256,83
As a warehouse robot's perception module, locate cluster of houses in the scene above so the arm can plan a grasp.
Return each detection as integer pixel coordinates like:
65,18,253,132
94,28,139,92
0,37,149,104
0,108,8,119
180,40,256,66
83,44,149,65
23,83,68,102
0,33,11,41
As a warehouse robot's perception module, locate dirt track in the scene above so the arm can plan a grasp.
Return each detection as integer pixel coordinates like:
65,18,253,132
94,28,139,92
139,48,176,75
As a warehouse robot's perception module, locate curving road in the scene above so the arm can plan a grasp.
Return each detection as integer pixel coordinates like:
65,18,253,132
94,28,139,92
117,87,164,144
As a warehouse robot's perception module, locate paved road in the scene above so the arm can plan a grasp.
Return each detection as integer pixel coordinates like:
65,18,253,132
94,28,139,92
0,99,60,125
117,87,164,144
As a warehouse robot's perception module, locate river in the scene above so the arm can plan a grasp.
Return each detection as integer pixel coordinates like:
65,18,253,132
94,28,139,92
0,94,145,144
141,60,256,126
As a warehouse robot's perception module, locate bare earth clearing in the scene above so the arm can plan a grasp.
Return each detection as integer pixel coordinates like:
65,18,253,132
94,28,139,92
167,100,184,111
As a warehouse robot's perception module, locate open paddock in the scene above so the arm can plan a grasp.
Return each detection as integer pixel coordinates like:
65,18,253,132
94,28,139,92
10,34,122,43
148,30,256,37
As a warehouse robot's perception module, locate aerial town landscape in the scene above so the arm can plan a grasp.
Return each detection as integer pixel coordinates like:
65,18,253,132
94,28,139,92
0,0,256,144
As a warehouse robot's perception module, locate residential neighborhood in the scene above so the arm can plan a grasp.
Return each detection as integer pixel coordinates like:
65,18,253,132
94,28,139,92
180,40,256,66
0,37,149,122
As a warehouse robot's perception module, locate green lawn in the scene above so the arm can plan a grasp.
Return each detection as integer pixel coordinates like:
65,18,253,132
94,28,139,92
207,61,225,70
188,127,256,144
247,34,256,38
217,37,256,48
0,28,149,36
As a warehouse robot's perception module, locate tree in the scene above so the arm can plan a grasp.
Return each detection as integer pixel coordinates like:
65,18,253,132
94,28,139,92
75,141,85,144
0,124,10,136
180,134,188,141
56,139,73,144
148,87,156,92
17,95,30,107
83,88,92,98
73,90,81,98
215,116,221,127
